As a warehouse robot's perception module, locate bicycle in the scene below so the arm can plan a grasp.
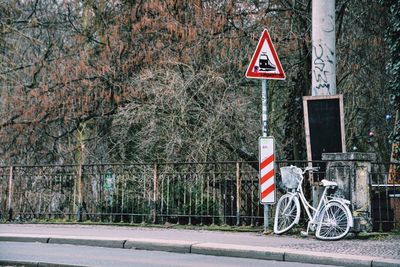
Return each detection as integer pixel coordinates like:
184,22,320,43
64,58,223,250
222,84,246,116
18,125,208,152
273,165,353,240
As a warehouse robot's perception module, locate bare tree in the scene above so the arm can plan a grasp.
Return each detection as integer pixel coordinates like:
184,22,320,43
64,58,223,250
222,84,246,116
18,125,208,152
0,0,396,166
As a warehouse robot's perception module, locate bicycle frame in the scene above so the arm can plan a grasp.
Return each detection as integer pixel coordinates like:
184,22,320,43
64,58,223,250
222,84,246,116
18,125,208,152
287,168,353,231
296,183,330,226
289,170,332,227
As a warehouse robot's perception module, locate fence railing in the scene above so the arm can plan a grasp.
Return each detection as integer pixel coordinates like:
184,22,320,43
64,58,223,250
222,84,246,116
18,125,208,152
0,161,312,225
0,161,398,231
371,162,400,231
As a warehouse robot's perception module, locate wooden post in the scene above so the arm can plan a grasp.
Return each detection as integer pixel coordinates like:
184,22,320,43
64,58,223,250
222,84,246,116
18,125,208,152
7,166,13,221
388,111,399,184
236,161,241,226
77,164,83,222
75,124,86,222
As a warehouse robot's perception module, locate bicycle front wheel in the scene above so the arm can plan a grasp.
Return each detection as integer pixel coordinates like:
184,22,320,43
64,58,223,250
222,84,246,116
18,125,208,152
316,201,352,240
274,193,300,234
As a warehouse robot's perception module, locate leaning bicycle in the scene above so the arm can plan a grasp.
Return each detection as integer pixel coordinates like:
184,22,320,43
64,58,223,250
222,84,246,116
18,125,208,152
273,165,353,240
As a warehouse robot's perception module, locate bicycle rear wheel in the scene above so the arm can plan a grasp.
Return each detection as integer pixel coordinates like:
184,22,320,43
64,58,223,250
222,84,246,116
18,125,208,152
316,201,352,240
274,193,300,234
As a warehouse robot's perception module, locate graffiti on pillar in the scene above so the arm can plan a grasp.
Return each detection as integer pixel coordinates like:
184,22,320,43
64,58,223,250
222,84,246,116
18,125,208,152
312,14,335,96
322,15,335,33
312,43,334,95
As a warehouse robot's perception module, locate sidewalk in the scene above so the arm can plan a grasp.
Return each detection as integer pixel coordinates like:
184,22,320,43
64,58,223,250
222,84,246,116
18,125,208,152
0,224,399,267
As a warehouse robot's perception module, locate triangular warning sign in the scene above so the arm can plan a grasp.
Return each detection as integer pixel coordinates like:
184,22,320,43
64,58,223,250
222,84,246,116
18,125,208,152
245,29,285,80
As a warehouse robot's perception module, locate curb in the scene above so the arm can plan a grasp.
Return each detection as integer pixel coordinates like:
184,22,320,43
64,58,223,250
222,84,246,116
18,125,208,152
191,242,284,261
0,234,49,243
1,234,400,267
284,249,374,267
0,259,90,267
49,236,125,249
373,259,400,267
125,238,194,253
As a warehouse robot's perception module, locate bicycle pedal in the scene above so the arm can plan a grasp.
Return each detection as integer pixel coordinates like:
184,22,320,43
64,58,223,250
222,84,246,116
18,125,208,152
300,231,309,237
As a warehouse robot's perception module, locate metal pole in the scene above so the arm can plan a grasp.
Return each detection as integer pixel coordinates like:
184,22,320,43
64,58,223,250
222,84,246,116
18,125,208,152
262,79,269,231
262,80,268,137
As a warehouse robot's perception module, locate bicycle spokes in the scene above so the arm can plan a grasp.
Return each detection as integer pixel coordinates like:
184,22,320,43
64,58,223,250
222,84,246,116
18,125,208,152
274,193,300,234
316,202,351,240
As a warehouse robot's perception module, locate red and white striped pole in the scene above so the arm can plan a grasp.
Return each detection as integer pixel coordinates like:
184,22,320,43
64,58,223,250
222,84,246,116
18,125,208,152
259,139,275,203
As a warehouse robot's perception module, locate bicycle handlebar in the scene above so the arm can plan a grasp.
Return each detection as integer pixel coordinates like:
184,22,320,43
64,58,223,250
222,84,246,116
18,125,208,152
287,165,319,180
303,166,319,173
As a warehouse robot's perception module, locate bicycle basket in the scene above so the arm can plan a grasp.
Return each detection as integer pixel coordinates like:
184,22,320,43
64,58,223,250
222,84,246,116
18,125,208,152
280,166,301,189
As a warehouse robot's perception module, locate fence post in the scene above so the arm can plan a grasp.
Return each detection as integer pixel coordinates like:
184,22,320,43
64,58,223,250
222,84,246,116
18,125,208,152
76,164,83,222
236,161,241,226
152,163,158,224
7,166,13,221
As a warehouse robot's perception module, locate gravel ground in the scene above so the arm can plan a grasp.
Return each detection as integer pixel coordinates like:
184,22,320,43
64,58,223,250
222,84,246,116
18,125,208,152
281,235,400,259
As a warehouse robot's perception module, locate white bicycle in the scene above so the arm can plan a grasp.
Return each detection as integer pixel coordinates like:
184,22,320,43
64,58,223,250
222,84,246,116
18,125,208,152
273,165,353,240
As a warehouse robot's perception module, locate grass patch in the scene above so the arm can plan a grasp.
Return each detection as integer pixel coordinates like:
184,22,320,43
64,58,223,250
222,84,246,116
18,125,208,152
353,231,391,240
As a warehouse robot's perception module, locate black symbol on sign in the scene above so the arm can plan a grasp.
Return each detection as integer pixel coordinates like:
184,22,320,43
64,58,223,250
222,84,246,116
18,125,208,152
259,53,276,72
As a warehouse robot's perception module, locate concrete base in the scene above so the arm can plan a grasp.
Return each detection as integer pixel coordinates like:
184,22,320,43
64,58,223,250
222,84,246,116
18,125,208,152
322,152,376,232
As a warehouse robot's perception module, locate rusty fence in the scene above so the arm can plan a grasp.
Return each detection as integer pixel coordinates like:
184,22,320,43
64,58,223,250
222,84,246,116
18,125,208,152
0,161,399,230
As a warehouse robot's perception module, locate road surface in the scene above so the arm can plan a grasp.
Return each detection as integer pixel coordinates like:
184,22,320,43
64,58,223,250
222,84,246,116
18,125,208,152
0,242,339,267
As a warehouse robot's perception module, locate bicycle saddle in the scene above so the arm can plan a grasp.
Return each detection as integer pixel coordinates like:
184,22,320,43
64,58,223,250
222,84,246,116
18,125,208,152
320,179,337,187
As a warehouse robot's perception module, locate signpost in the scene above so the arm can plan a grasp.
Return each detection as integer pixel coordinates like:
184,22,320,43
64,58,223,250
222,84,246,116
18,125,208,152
246,29,285,232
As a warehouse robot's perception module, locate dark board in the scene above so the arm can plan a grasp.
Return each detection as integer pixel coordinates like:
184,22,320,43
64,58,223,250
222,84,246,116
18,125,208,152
303,95,346,161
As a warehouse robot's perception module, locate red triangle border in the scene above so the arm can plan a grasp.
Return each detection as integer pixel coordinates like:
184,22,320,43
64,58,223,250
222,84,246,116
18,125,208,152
245,29,286,80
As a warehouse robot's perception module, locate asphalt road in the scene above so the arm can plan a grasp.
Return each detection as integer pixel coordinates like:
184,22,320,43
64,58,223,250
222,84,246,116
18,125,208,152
3,223,399,260
0,242,340,267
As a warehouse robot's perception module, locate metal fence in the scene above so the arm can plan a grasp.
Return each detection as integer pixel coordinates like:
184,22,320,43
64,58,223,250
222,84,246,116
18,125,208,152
0,162,266,225
0,161,398,230
371,162,400,231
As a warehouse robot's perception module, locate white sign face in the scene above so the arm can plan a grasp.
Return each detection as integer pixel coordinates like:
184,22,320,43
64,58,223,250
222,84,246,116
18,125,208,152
246,29,285,80
259,137,275,204
255,43,279,74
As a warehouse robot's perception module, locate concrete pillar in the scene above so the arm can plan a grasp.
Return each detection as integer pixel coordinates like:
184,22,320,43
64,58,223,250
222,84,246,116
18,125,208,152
322,152,376,232
312,0,336,96
310,0,337,209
